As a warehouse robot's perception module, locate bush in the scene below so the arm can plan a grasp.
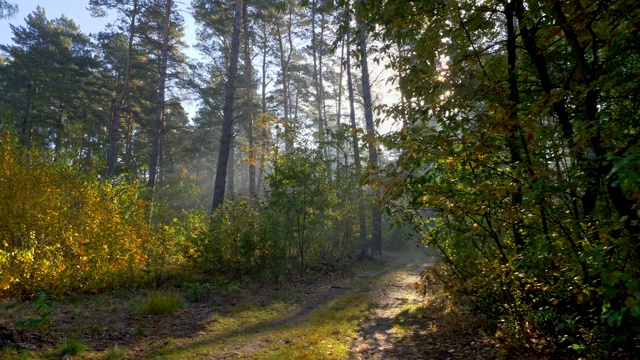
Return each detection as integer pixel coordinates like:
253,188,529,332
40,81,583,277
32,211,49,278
187,147,363,281
0,134,186,297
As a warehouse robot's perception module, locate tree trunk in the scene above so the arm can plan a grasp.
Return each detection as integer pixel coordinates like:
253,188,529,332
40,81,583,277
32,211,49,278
107,0,138,176
148,0,172,191
124,111,133,171
243,2,256,197
505,0,525,250
358,21,382,255
347,25,368,256
227,140,235,197
256,21,269,195
336,31,345,178
211,0,243,214
275,9,294,153
311,0,324,149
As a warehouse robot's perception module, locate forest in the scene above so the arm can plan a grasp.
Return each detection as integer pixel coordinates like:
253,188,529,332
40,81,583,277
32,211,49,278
0,0,639,358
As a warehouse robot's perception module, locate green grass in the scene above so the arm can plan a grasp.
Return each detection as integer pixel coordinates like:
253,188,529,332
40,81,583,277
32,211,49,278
256,289,377,359
152,290,375,360
57,339,87,358
133,290,184,315
103,344,126,359
152,270,387,359
0,345,32,360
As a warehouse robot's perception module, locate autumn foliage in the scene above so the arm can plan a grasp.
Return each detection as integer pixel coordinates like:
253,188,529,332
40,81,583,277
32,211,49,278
0,134,165,297
361,0,640,355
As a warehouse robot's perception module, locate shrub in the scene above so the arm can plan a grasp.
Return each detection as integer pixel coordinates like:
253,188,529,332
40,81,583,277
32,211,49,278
0,134,186,297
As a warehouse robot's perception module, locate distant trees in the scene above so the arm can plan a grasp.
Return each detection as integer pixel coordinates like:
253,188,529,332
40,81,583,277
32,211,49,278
0,7,98,150
0,3,192,212
357,18,381,256
90,0,141,175
188,0,386,258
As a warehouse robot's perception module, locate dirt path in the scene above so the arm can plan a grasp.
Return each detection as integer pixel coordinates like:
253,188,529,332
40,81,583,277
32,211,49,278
350,248,437,359
0,247,438,359
276,248,434,327
206,247,437,359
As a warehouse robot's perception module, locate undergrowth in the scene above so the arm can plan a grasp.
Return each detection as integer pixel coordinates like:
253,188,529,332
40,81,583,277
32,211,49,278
133,290,184,315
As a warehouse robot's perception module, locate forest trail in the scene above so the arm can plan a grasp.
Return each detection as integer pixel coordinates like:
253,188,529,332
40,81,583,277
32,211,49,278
350,250,435,359
275,246,436,328
0,246,439,359
205,246,438,359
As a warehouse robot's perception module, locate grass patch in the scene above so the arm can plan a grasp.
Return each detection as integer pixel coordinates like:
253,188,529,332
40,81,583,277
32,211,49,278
57,339,87,358
257,289,377,359
155,271,383,359
103,344,126,359
0,345,31,360
133,290,184,315
154,289,375,359
392,303,425,336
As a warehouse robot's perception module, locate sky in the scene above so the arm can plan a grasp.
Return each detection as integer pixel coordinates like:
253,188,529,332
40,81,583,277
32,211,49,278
0,0,202,118
0,0,200,59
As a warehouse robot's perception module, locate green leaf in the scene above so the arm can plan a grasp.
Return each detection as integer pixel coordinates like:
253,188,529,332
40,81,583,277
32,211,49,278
606,311,622,328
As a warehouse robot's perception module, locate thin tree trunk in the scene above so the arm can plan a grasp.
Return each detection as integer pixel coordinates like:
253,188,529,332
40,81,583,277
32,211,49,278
148,0,172,191
276,25,291,152
107,0,138,176
275,8,294,153
319,8,328,153
358,21,382,255
336,32,345,178
347,25,367,256
505,0,524,250
256,21,269,195
124,111,133,171
211,0,243,214
227,141,235,197
243,2,256,197
311,0,324,148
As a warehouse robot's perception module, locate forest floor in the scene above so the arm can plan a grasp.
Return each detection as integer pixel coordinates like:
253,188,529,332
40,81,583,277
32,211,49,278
0,245,556,359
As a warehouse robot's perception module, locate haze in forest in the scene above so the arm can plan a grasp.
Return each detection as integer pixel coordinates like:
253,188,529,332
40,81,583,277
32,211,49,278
0,0,639,358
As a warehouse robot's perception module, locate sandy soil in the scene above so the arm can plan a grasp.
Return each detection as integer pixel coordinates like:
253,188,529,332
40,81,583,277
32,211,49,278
350,248,437,359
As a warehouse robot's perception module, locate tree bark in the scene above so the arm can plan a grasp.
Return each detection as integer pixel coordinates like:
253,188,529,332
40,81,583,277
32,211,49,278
243,2,256,197
211,0,243,214
256,20,269,195
347,25,368,256
358,21,382,255
336,29,345,178
311,0,325,152
148,0,172,191
505,0,525,250
275,9,294,153
227,140,235,197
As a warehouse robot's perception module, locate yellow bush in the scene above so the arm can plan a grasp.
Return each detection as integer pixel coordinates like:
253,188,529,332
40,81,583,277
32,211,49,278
0,134,155,297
